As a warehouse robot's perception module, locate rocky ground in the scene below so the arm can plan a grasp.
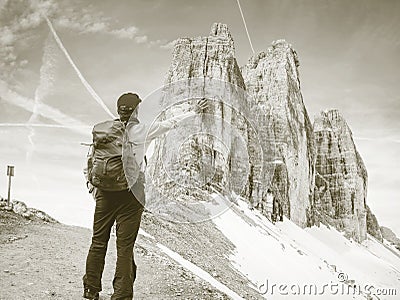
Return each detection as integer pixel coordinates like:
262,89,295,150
0,204,261,300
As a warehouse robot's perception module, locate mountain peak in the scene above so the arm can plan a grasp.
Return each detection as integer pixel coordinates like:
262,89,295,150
244,39,300,70
314,109,352,136
313,108,367,241
209,23,232,39
271,39,292,49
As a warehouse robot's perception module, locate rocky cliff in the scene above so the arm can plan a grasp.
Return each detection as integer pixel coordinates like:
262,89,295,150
241,40,315,227
366,205,383,241
147,23,249,221
313,109,368,241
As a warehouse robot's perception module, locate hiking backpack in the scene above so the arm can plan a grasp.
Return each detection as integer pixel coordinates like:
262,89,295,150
87,119,141,191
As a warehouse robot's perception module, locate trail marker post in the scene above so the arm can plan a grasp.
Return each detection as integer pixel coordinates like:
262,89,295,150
7,165,14,206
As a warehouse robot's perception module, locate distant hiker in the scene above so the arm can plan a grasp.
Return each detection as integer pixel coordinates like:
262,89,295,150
83,93,207,300
265,188,274,220
271,198,278,223
271,194,283,224
278,200,283,221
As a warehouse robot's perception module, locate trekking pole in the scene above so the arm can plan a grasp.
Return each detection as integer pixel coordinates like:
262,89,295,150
7,165,14,207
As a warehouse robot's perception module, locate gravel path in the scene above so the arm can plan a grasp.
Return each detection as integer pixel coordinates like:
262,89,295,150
0,209,260,300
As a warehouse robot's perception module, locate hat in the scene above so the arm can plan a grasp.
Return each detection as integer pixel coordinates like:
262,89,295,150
117,93,142,108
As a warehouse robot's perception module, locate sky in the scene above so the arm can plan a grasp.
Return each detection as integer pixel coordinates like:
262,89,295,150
0,0,399,234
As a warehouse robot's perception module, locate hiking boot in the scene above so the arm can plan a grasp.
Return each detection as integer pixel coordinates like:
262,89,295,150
83,287,99,300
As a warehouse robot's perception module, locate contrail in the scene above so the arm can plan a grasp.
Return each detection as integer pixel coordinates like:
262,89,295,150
353,136,400,144
236,0,255,54
27,34,57,161
0,123,91,129
45,16,116,119
0,80,90,136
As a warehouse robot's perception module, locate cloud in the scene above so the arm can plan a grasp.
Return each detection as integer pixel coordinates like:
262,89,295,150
0,0,151,82
145,38,177,50
0,0,58,81
0,0,6,10
111,26,139,39
53,6,146,42
1,0,57,31
54,14,141,40
0,27,16,45
50,6,178,50
134,35,148,44
160,39,177,50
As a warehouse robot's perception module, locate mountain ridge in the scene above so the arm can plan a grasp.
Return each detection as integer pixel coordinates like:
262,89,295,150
147,22,389,243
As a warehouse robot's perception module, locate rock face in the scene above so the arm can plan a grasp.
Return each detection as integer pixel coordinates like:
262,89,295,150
313,110,367,242
381,226,400,250
241,40,315,227
147,23,249,220
366,205,383,241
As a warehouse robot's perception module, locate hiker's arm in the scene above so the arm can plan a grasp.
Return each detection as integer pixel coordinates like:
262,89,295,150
146,111,193,140
146,99,208,141
127,99,208,144
83,167,94,193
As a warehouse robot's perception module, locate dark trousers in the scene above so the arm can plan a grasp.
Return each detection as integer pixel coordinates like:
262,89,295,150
83,188,144,300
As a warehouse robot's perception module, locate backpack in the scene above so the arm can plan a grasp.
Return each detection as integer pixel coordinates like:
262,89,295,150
87,119,141,191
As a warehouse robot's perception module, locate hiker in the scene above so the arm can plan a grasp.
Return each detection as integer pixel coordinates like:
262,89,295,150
265,188,273,220
83,93,207,300
278,199,283,221
271,195,284,224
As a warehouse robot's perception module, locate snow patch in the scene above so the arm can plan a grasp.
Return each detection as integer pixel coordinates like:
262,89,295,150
212,193,400,299
139,228,154,240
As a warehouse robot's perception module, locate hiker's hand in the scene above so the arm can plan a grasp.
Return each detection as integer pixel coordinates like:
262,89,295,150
87,181,94,194
194,98,208,114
